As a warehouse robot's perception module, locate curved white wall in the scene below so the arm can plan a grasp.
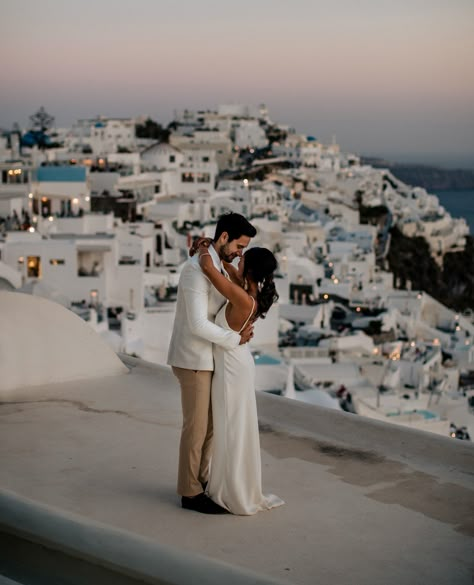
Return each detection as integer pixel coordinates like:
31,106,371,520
0,292,128,393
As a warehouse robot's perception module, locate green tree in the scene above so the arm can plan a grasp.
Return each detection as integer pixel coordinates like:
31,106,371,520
135,118,170,142
29,106,55,150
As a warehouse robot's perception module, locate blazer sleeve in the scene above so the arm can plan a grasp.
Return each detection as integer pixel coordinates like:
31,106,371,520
181,264,241,350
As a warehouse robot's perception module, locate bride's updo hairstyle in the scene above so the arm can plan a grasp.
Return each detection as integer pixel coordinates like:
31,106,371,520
243,247,279,319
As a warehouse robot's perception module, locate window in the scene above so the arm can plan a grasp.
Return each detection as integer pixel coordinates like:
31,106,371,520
181,172,194,183
77,252,102,277
197,173,210,183
4,169,27,184
50,259,65,266
202,156,209,162
169,155,175,163
27,256,41,278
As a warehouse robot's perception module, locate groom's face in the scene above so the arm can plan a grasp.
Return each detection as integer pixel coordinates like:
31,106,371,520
218,233,251,262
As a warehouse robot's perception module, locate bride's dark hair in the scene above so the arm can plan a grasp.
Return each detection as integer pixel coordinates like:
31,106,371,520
243,247,279,319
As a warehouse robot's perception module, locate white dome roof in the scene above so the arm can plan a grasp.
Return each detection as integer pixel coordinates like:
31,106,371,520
0,292,128,393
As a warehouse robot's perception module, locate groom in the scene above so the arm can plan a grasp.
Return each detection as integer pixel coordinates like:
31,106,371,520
167,212,257,514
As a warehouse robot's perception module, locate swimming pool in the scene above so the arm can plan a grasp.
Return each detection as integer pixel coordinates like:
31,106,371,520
253,353,283,365
387,409,439,420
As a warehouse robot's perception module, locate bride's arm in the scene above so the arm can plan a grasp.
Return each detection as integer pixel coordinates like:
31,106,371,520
222,261,241,285
199,251,251,309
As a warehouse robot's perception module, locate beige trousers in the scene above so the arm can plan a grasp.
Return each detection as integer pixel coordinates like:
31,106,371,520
172,366,213,497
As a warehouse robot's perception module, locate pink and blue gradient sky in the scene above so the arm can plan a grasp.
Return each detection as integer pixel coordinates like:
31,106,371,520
1,0,474,167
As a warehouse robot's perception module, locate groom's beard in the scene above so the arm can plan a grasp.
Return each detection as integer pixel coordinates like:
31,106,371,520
218,243,238,263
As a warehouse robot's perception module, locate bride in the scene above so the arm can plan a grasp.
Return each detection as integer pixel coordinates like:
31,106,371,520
198,244,284,515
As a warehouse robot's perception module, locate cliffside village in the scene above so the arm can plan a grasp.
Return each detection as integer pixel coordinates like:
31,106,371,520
1,104,473,440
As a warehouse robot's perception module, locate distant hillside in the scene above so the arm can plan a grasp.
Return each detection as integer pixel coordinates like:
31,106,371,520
361,157,474,190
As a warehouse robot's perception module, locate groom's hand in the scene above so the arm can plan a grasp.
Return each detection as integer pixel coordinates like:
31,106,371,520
190,237,212,257
239,322,254,345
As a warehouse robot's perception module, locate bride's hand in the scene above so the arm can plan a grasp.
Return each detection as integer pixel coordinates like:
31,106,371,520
189,237,212,257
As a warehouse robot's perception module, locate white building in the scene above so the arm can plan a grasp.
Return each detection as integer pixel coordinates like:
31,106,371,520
71,117,137,155
234,120,268,150
169,130,234,171
0,161,32,216
30,165,91,217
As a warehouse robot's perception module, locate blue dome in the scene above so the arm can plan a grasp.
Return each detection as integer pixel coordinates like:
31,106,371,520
307,135,316,142
21,131,52,147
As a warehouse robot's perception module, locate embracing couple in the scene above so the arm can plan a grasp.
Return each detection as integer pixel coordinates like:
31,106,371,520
167,212,284,516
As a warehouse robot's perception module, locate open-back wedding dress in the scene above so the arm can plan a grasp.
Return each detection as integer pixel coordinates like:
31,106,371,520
207,299,284,515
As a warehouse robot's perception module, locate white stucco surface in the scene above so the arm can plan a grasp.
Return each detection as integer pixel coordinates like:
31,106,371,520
1,355,473,584
0,292,128,393
1,293,473,584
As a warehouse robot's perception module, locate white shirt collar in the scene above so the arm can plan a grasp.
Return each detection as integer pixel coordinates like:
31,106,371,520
208,244,223,272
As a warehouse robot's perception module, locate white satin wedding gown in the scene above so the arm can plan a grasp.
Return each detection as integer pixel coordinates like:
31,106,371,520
207,299,284,515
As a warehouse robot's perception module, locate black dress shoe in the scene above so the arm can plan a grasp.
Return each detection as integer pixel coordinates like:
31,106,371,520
181,493,228,515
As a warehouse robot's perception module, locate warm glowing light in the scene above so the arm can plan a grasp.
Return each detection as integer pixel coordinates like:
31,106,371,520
28,227,35,233
28,193,33,199
72,198,79,204
333,278,339,284
48,216,54,222
85,196,90,202
410,341,416,347
41,197,48,202
356,307,361,312
323,294,329,300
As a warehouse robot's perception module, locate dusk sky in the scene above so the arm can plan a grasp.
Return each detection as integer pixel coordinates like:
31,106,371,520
1,0,474,168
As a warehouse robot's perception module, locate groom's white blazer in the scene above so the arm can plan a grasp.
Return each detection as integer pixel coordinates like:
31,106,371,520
167,246,240,371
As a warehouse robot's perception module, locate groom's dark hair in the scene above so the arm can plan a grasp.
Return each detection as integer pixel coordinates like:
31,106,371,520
213,212,256,243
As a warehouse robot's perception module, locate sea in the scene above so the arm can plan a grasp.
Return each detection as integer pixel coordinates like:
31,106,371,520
433,190,474,235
